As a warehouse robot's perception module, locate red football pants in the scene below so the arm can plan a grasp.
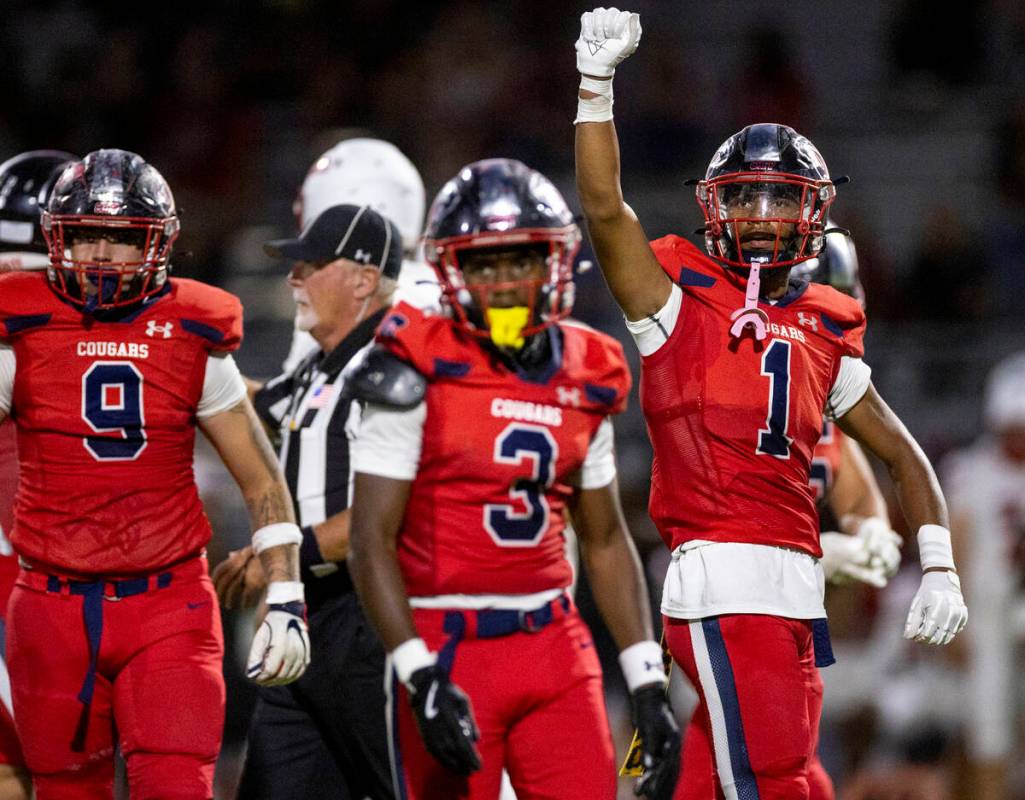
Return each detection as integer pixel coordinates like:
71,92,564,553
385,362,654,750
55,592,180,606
665,614,831,800
6,558,224,800
390,602,616,800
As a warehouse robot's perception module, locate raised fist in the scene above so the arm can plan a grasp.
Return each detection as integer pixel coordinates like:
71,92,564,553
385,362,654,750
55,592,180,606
576,7,642,78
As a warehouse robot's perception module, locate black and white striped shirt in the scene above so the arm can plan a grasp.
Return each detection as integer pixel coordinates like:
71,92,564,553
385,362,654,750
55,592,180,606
253,309,386,598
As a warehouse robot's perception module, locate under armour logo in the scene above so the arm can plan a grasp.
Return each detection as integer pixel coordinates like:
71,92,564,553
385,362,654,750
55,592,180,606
353,249,372,264
556,386,581,407
145,320,173,339
797,312,818,331
643,661,662,672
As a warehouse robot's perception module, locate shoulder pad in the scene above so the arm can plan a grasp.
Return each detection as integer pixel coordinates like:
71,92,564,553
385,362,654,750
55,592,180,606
0,272,58,337
170,278,244,352
344,346,426,409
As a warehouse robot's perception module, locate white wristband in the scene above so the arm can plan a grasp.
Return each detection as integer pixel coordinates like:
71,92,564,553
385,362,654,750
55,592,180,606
265,580,305,605
619,639,666,692
252,522,303,555
391,637,437,687
575,75,614,125
917,524,956,571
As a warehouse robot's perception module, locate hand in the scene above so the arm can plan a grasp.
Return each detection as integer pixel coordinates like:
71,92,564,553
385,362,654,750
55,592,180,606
630,683,681,799
903,570,968,646
212,546,266,609
245,600,311,686
819,531,887,588
576,7,642,78
408,664,481,776
855,517,903,578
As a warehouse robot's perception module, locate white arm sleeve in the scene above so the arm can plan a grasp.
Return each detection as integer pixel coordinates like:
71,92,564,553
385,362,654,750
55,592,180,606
351,402,426,481
624,283,682,357
196,353,247,419
573,417,618,490
826,356,872,420
0,344,13,415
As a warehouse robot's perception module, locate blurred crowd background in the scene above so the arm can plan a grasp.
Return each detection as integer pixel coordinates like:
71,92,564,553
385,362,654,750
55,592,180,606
5,0,1025,797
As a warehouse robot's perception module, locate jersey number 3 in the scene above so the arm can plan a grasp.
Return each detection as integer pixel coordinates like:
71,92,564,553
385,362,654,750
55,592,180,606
81,362,147,461
484,423,558,547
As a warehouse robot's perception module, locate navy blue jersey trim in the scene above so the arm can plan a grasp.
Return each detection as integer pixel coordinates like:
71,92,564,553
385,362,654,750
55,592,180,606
585,383,618,406
515,326,563,386
3,313,52,334
433,358,471,378
820,313,844,337
678,268,717,288
771,278,810,309
181,318,225,344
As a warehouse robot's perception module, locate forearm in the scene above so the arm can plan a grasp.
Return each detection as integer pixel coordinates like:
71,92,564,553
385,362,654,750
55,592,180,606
580,530,654,649
308,511,350,562
575,116,626,222
349,535,418,652
257,543,299,585
885,439,948,533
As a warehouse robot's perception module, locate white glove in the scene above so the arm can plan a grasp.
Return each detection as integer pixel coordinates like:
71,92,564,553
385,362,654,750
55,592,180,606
576,7,642,77
903,570,968,646
856,517,903,578
819,531,887,588
246,599,311,686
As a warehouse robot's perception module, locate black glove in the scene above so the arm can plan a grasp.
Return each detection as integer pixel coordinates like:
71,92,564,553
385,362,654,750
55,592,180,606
408,664,482,776
631,683,681,799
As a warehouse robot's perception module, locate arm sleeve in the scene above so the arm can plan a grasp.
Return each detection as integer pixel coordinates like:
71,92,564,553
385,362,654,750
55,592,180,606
623,283,682,357
571,417,618,490
196,353,248,419
351,401,426,480
0,344,14,415
826,356,872,420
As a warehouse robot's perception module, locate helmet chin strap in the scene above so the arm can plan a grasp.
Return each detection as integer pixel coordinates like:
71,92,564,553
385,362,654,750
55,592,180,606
729,260,769,340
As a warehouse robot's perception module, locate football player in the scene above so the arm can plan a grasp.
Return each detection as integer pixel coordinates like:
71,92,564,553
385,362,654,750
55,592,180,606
282,136,438,374
573,9,967,799
0,149,78,800
944,352,1025,800
0,149,310,799
347,159,680,800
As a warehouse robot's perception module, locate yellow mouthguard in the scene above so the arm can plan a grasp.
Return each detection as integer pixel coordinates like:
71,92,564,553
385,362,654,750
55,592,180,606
485,306,530,349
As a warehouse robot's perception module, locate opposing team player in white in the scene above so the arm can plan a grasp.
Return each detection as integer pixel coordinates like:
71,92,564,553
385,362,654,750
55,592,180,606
944,353,1025,800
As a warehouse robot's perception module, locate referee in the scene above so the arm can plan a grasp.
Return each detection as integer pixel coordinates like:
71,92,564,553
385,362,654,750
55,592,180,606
214,203,400,800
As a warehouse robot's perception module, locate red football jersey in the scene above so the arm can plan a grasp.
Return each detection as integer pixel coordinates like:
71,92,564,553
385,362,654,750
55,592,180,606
643,236,866,558
0,420,18,614
376,303,631,597
0,272,242,576
810,420,844,503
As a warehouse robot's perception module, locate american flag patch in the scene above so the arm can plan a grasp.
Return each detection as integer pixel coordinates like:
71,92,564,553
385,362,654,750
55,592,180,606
307,384,334,409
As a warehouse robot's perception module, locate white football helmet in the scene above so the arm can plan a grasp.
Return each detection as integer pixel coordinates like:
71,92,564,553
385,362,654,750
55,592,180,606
294,138,425,254
984,352,1025,432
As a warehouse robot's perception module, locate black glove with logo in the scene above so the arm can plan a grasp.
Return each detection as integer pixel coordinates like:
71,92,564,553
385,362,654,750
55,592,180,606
408,664,482,776
631,683,681,799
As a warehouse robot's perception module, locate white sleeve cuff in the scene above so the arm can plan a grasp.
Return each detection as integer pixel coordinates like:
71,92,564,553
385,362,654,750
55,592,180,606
197,353,247,418
826,356,871,419
391,637,437,686
0,344,14,415
577,417,617,490
624,283,682,357
619,640,667,691
352,402,426,481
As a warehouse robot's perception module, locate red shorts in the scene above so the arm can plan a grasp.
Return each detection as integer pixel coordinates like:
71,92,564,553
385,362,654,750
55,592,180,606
665,614,829,800
390,598,616,800
5,557,224,800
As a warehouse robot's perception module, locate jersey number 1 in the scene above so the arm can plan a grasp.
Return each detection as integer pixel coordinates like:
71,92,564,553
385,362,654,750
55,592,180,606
757,340,793,459
81,362,147,461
